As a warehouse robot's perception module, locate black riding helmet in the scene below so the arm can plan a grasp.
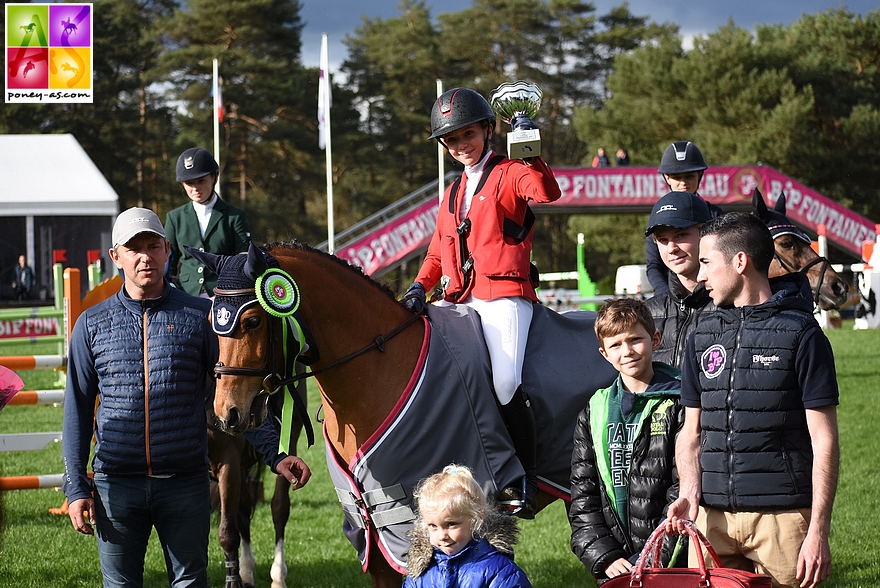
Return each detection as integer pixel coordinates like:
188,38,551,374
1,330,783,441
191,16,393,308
176,147,219,182
428,88,496,140
657,141,708,175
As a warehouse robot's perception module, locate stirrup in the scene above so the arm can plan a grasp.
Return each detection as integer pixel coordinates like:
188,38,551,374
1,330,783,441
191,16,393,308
497,477,536,519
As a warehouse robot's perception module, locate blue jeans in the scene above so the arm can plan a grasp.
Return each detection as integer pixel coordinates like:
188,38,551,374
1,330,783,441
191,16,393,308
93,472,211,588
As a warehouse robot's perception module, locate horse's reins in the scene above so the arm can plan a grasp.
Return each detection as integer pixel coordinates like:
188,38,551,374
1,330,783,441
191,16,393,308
771,250,829,306
213,285,423,389
274,312,423,388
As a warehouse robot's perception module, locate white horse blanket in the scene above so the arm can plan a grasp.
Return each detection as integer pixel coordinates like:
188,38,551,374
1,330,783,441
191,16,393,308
326,302,617,573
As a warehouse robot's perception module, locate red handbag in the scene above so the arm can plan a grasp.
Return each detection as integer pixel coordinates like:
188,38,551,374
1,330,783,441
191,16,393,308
602,520,772,588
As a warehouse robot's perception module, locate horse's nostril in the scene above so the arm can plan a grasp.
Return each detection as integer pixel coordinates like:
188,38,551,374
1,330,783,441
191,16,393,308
226,407,241,430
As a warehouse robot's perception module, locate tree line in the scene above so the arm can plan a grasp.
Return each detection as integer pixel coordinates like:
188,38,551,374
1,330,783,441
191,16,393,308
1,0,877,286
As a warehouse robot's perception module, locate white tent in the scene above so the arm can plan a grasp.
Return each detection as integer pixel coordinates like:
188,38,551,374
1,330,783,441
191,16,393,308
0,133,118,217
0,134,119,299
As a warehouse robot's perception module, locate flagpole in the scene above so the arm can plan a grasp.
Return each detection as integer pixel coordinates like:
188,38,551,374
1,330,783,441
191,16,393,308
212,58,221,199
436,79,444,203
320,34,335,254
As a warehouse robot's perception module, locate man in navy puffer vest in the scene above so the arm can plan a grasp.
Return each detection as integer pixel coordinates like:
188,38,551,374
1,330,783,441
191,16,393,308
62,207,311,588
667,212,839,588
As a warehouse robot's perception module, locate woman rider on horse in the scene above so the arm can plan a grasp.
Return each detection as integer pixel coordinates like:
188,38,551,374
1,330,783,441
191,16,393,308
403,87,562,518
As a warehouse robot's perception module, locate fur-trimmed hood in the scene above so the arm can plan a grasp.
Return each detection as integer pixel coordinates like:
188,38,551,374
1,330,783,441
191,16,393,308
406,508,520,578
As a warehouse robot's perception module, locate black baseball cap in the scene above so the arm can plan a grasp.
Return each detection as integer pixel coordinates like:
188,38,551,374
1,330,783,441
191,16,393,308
645,191,711,237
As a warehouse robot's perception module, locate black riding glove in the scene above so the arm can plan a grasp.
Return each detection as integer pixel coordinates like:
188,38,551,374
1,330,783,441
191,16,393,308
509,113,537,131
403,282,427,314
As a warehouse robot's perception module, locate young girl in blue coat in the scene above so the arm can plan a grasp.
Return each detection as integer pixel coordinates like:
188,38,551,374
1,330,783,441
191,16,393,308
404,465,532,588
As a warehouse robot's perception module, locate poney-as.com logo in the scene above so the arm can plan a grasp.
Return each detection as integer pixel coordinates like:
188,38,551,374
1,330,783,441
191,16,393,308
5,3,93,103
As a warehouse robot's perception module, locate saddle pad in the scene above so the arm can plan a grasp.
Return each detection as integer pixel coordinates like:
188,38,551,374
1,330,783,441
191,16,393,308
523,303,618,497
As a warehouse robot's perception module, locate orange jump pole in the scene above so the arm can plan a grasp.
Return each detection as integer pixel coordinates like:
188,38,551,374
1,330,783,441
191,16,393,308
8,390,65,406
0,473,65,491
0,472,91,491
0,355,66,371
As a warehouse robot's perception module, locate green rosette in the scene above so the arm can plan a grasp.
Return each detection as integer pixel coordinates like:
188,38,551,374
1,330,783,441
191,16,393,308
255,268,300,317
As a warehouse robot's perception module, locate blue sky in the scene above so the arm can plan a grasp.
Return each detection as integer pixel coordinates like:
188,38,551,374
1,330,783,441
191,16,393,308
300,0,878,70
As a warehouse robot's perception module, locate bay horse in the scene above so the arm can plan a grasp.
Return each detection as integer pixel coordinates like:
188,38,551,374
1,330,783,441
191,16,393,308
752,189,848,310
189,242,618,588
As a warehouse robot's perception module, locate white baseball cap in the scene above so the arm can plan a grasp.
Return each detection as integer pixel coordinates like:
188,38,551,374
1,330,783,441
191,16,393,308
112,207,166,247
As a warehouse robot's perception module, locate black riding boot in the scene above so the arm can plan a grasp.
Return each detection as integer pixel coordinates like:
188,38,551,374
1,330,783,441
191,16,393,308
498,385,538,519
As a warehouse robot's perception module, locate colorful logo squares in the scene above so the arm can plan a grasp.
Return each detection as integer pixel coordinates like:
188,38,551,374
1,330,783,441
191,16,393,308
6,4,93,103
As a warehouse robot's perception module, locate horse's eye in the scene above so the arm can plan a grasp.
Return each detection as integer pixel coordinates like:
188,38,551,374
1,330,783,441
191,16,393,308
779,239,795,250
243,316,261,331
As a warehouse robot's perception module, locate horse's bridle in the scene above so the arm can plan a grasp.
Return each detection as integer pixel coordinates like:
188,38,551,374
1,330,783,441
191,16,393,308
771,250,829,306
212,287,293,393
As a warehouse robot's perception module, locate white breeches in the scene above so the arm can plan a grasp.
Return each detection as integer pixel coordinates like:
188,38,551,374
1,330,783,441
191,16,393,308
461,295,533,405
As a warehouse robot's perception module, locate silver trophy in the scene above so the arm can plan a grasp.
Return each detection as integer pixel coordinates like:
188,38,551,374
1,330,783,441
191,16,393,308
489,80,543,159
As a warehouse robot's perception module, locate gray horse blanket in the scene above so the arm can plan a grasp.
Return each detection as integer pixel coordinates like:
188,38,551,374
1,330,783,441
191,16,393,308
326,302,617,573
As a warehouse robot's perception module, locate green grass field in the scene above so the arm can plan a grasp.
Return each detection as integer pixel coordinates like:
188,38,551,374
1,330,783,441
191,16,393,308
1,327,878,587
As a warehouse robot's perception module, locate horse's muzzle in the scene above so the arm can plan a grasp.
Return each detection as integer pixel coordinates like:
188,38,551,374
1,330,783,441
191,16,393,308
217,395,269,435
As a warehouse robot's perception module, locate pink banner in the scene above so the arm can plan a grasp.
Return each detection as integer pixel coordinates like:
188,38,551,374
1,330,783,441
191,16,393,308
547,166,875,257
336,200,439,275
0,317,59,340
336,165,875,276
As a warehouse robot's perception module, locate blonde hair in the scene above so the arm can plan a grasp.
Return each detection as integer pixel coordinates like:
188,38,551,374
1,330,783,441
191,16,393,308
413,464,488,536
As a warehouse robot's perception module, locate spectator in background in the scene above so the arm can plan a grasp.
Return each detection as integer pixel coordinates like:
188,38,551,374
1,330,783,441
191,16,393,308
165,147,250,298
592,147,610,168
11,255,34,300
647,141,723,295
615,148,630,166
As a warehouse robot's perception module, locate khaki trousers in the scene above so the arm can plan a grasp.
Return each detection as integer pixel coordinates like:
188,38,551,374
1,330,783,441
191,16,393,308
691,506,811,588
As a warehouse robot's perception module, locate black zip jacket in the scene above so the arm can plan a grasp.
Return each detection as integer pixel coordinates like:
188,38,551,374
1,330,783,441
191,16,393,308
647,275,716,369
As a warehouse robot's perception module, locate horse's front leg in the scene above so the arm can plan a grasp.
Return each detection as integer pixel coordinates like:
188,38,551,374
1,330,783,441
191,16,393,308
216,458,244,588
237,465,259,588
270,473,291,588
210,428,246,588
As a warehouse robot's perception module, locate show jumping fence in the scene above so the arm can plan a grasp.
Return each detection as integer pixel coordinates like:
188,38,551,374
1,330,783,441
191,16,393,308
0,267,119,491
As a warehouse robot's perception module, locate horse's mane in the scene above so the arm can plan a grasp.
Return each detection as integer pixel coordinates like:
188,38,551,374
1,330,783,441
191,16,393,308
260,240,401,303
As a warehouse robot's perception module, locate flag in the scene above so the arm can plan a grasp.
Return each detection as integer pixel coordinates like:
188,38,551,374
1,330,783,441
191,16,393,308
213,74,224,123
318,34,331,150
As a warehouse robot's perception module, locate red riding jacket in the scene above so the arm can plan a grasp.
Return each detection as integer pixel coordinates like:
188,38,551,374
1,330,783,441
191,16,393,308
416,154,561,303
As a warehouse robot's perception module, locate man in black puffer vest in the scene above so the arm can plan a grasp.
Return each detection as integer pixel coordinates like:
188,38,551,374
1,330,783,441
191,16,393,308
667,213,839,588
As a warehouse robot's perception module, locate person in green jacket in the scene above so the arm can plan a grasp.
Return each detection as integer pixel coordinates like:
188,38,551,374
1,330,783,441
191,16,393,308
165,147,250,297
569,298,684,585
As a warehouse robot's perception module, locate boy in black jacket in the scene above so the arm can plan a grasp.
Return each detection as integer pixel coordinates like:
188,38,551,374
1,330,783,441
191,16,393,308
569,298,684,584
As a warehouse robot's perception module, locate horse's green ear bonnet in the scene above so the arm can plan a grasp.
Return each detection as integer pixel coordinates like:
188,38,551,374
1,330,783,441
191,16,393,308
186,242,298,335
